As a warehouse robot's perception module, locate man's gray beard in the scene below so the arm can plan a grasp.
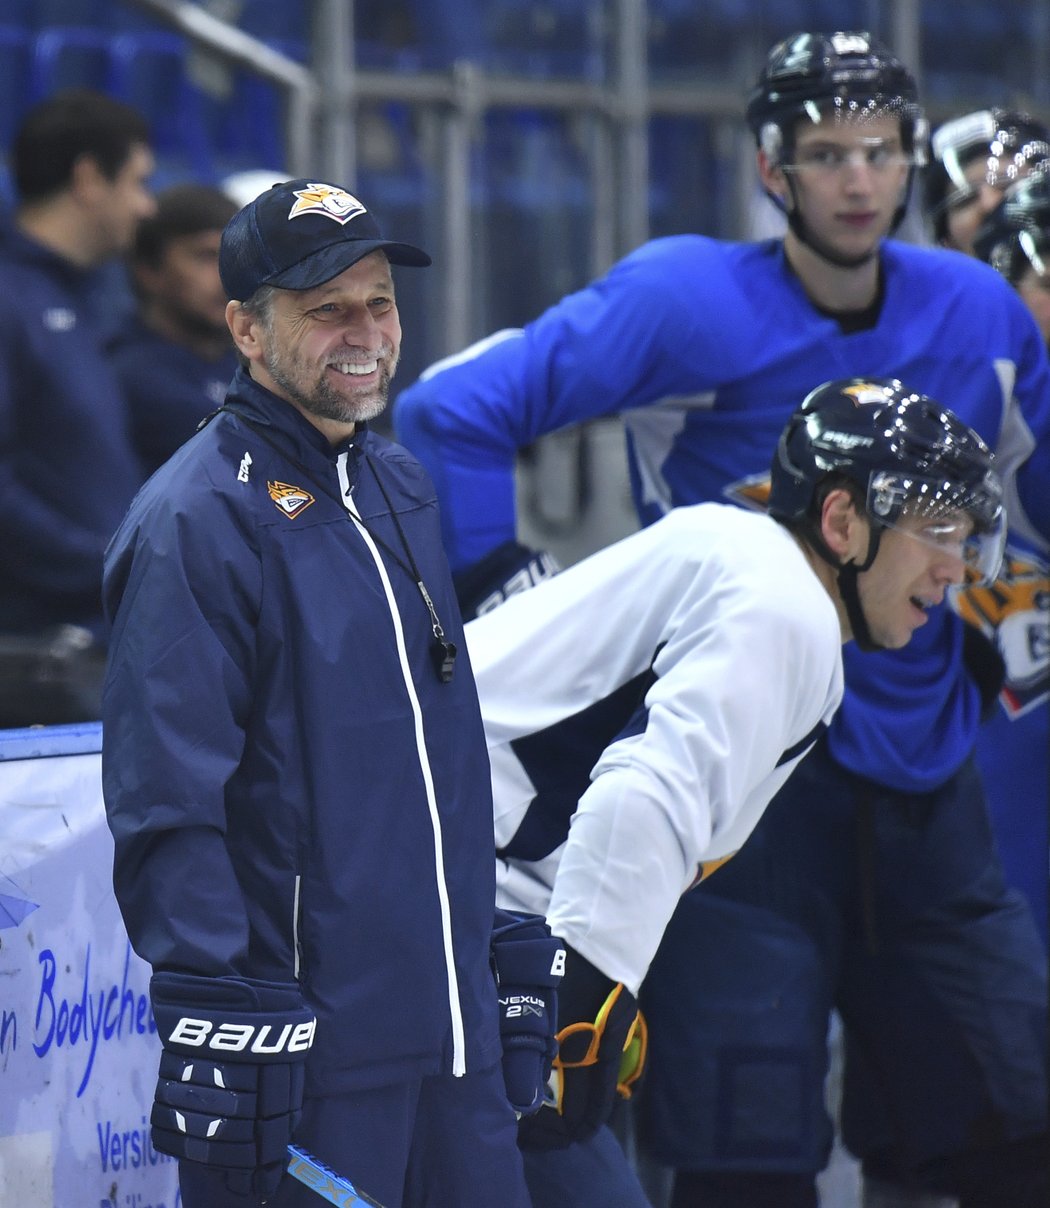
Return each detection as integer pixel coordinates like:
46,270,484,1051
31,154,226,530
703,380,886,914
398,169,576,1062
264,345,396,426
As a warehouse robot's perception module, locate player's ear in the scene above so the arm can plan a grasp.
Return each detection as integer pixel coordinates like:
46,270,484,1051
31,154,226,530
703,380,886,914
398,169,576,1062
227,300,263,362
757,149,788,201
819,488,867,563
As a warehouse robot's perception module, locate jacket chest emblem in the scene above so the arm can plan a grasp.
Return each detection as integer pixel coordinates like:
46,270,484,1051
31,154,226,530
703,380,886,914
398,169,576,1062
268,480,316,517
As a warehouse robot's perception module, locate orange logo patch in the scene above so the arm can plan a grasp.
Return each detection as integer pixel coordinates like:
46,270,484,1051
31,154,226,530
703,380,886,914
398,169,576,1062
287,183,366,225
842,381,890,407
722,472,772,512
268,481,315,518
953,549,1049,718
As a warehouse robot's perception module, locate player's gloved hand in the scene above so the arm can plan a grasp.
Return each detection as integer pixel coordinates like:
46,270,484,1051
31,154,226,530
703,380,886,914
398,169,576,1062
453,540,560,619
491,910,566,1116
517,946,647,1151
149,971,316,1200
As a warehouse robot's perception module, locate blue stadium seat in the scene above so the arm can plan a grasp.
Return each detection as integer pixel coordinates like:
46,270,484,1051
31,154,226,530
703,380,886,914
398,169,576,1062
647,0,756,79
203,67,287,177
648,114,724,239
921,4,1032,103
474,108,593,330
30,0,112,29
237,0,310,48
109,30,214,177
0,24,33,149
29,26,116,99
477,0,605,79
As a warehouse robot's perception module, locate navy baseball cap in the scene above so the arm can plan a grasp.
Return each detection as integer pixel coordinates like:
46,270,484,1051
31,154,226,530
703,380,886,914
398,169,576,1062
219,178,431,301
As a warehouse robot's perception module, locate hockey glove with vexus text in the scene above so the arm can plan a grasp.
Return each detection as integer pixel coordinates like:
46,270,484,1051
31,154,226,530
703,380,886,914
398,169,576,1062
453,540,560,620
517,945,647,1150
491,910,566,1116
150,971,316,1200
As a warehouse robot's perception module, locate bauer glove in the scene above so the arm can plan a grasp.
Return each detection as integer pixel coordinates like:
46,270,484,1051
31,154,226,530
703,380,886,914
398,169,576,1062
150,971,316,1200
453,540,560,620
517,946,647,1150
491,910,566,1116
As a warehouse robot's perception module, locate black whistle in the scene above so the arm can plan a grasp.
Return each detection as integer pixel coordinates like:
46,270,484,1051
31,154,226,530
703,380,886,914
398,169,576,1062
432,638,457,684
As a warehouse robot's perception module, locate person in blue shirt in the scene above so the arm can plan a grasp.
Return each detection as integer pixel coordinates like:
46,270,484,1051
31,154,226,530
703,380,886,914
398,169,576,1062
394,31,1049,1208
109,182,240,477
0,89,155,726
935,141,1050,951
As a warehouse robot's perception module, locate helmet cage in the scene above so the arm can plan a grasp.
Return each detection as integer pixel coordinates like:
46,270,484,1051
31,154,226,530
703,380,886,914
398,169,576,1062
927,109,1050,231
974,164,1050,283
867,469,1005,581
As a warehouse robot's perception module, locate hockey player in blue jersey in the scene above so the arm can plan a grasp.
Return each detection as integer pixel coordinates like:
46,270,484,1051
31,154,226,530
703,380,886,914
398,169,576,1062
937,149,1050,950
394,31,1049,1208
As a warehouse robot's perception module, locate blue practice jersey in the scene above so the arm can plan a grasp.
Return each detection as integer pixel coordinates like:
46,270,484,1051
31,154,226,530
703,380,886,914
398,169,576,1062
395,237,1050,793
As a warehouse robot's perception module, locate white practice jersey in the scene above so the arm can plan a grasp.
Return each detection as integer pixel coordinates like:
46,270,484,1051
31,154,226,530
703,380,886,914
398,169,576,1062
467,504,844,992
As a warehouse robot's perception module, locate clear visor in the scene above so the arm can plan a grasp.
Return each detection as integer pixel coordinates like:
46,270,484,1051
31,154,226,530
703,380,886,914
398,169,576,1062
867,470,1006,583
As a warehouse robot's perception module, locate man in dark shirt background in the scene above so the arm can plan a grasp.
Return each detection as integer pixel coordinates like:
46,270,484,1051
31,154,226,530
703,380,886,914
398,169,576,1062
109,183,239,477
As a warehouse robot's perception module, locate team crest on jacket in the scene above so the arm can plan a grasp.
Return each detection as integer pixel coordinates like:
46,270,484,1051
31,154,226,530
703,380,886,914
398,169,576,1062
268,480,316,517
288,184,366,225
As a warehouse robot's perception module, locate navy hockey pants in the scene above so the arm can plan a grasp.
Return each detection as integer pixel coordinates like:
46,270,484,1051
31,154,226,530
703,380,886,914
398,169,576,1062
636,738,1047,1193
522,1121,654,1208
177,1059,531,1208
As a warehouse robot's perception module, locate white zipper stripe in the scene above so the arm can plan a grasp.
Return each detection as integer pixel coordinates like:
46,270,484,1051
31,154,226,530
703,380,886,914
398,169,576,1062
336,453,467,1076
292,873,302,979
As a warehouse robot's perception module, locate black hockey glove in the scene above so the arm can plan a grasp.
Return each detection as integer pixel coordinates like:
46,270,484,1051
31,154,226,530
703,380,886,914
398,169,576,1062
150,971,316,1200
491,910,566,1116
453,540,560,620
517,946,647,1151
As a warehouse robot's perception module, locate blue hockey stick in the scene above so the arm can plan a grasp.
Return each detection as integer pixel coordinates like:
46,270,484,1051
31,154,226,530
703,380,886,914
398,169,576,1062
287,1144,386,1207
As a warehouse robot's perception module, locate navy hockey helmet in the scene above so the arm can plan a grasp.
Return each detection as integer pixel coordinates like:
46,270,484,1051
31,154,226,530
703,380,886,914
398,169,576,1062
925,108,1050,242
745,31,925,166
973,162,1050,284
769,378,1004,581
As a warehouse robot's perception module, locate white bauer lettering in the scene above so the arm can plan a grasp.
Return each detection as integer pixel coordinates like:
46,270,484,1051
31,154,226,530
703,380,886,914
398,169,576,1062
167,1015,316,1054
550,948,567,978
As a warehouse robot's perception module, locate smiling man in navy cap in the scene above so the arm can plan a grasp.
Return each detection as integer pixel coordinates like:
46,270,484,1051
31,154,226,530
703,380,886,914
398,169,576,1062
101,180,561,1208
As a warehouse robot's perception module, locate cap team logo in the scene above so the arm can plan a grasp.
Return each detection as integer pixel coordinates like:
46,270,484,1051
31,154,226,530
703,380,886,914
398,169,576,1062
268,480,316,518
287,183,367,225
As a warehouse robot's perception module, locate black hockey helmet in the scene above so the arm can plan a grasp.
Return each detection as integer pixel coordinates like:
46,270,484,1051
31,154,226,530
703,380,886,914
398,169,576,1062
745,31,925,165
973,162,1050,284
769,378,1003,573
925,108,1050,242
769,377,1004,650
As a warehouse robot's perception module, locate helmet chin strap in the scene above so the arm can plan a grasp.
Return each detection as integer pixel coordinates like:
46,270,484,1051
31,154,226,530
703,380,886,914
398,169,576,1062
806,520,886,651
774,164,917,271
837,562,883,652
784,193,879,269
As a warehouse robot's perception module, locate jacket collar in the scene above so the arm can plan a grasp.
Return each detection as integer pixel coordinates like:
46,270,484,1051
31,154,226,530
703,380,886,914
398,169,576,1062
221,366,369,462
1,224,98,289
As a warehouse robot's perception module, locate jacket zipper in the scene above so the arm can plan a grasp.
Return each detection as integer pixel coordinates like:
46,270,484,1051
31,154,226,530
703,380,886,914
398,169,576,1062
292,873,303,979
335,451,468,1076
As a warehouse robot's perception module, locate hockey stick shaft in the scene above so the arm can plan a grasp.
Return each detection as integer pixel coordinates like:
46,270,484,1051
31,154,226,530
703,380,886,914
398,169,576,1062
286,1144,386,1207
